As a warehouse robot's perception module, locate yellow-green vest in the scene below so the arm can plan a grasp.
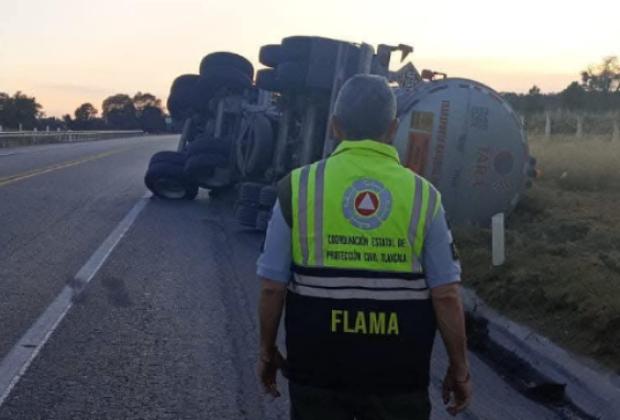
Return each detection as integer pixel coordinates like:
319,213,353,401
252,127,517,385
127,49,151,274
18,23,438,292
283,139,441,391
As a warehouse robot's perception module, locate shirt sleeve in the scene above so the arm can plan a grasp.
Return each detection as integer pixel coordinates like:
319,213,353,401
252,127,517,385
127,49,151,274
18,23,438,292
256,200,292,284
421,204,462,289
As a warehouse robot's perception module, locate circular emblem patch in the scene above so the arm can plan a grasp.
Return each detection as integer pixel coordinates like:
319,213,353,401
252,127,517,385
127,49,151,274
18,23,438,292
343,179,392,230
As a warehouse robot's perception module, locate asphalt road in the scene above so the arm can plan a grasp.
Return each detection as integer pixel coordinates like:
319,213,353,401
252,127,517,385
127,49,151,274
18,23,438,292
0,136,580,419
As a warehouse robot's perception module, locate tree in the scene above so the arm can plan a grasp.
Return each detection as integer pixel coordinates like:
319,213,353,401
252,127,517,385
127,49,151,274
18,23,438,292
72,103,102,130
133,92,161,112
133,92,165,133
522,85,545,114
581,56,620,93
560,82,586,111
139,106,166,133
74,103,98,122
102,94,138,129
0,91,42,130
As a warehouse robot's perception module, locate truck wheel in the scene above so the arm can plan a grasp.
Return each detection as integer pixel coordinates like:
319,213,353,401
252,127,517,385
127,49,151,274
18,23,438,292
199,66,252,96
237,114,274,177
255,69,281,92
259,44,284,68
167,96,185,120
281,36,314,60
200,52,254,80
259,185,278,208
276,62,308,90
169,74,201,113
184,153,228,184
235,203,260,228
150,151,187,166
201,167,235,189
256,210,272,231
145,162,198,200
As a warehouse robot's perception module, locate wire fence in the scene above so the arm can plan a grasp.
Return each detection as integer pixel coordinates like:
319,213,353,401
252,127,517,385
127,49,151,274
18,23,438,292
524,111,620,141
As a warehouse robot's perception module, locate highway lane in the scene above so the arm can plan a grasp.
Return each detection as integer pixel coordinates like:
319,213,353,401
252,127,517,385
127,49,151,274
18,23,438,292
0,135,177,360
0,137,162,181
0,138,580,419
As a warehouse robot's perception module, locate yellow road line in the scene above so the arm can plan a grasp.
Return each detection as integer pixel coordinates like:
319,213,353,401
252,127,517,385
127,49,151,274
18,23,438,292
0,147,133,188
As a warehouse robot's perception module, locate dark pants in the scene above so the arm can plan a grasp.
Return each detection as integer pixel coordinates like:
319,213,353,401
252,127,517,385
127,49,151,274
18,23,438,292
289,382,431,420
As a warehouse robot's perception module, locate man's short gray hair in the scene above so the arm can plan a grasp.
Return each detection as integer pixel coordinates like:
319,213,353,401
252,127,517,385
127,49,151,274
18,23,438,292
333,74,396,140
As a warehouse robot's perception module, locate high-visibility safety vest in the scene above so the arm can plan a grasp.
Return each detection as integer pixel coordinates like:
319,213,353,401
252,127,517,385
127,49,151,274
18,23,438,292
282,139,442,392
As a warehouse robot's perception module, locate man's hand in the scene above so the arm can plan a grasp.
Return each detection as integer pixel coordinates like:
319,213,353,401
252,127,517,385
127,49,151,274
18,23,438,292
258,278,287,398
432,283,471,416
442,367,472,416
258,348,286,398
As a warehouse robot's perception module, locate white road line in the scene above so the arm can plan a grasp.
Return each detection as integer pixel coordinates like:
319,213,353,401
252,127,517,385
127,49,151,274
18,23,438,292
0,195,150,407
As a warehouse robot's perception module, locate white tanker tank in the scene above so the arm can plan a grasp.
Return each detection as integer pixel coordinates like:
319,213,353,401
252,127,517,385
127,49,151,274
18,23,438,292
391,78,530,225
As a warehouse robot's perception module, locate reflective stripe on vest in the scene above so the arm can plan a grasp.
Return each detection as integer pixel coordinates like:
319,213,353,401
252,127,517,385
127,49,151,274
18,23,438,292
290,273,431,300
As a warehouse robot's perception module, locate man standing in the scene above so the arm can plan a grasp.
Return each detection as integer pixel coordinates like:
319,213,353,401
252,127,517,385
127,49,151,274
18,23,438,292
257,74,471,419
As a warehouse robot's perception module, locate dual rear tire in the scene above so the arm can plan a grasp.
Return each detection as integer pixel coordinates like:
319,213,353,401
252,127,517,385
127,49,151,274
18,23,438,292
145,151,198,200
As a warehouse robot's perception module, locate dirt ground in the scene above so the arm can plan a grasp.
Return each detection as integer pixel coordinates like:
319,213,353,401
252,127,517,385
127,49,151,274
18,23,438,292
456,135,620,373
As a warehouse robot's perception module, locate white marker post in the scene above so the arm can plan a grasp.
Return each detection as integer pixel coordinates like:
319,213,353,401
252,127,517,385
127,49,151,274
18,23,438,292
492,213,506,266
544,112,551,140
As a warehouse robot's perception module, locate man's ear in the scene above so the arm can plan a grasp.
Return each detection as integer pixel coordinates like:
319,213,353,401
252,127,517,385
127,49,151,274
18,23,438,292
331,116,345,140
383,118,400,143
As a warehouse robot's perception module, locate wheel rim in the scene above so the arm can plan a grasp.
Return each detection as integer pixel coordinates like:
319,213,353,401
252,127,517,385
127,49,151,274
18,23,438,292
154,178,187,199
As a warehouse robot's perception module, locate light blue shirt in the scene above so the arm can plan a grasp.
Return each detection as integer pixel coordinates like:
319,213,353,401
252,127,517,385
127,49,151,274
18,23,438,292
257,200,461,288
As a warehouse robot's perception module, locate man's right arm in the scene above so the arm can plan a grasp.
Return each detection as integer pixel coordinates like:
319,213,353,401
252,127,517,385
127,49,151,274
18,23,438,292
431,284,469,378
422,205,471,415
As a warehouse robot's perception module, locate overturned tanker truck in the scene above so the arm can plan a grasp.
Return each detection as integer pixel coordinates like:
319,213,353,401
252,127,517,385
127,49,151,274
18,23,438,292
144,36,537,228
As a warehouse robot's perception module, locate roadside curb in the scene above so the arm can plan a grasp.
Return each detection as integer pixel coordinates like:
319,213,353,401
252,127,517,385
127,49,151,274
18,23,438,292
462,288,620,420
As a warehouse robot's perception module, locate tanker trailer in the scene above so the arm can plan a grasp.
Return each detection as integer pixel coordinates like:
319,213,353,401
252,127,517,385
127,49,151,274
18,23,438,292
391,79,530,225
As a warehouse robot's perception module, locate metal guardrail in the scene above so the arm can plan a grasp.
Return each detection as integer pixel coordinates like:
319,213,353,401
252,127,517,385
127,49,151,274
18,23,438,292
0,130,144,148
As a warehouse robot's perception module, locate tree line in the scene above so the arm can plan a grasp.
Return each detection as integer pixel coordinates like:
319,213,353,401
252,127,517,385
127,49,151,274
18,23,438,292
0,92,167,133
502,56,620,115
1,56,619,132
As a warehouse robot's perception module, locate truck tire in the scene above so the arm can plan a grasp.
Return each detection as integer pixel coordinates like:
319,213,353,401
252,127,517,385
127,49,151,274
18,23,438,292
236,114,274,177
255,210,272,231
145,162,198,200
199,66,252,96
184,153,228,180
150,151,187,166
167,96,184,120
239,182,264,203
276,62,308,90
281,36,314,60
201,167,234,189
169,74,201,111
235,203,260,228
185,154,230,188
200,52,254,80
259,185,278,208
255,69,281,92
259,44,284,68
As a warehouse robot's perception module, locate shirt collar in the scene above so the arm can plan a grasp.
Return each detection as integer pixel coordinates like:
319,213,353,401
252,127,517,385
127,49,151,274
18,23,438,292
331,140,401,164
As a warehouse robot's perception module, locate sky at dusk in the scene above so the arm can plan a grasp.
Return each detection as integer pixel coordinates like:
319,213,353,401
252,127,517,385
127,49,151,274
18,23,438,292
1,0,618,117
